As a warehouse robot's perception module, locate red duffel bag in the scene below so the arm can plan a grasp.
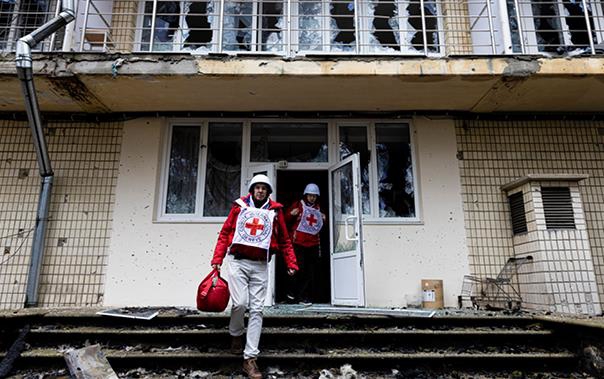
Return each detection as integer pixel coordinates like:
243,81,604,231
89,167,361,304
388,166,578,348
196,268,230,312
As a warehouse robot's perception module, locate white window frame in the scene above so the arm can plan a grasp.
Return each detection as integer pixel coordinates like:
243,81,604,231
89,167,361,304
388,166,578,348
335,120,421,224
156,118,421,224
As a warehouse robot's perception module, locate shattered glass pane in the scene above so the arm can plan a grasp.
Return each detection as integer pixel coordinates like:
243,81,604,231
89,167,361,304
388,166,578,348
375,123,415,217
368,0,400,52
561,0,596,50
332,162,357,253
203,123,242,216
407,0,439,52
183,0,214,50
531,0,564,52
222,1,253,51
142,1,181,51
250,123,328,162
299,0,324,50
339,126,371,214
261,0,284,51
166,125,200,214
330,0,356,51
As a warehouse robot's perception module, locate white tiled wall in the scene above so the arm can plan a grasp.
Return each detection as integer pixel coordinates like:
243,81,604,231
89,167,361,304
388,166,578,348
0,120,122,309
456,120,604,314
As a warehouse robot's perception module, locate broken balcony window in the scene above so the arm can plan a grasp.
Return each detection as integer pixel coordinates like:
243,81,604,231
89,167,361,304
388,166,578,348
506,0,523,52
165,125,200,214
183,0,214,50
375,123,415,218
203,123,242,217
222,0,284,52
560,0,597,50
330,0,356,51
531,0,564,52
362,0,440,53
299,0,324,50
142,0,182,51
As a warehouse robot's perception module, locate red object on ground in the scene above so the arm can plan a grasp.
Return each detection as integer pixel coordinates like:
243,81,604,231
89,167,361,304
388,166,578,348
196,268,230,312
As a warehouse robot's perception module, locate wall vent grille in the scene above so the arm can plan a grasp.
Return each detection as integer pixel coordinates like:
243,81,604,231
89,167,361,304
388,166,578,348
508,192,528,235
542,187,576,230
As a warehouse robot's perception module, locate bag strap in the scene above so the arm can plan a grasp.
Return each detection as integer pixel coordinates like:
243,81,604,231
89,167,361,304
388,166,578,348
199,269,220,298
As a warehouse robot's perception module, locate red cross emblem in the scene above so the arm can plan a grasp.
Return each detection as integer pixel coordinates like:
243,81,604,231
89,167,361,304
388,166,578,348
245,217,265,236
306,213,318,227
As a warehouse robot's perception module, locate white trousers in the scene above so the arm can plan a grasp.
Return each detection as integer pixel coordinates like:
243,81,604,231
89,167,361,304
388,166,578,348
226,255,268,359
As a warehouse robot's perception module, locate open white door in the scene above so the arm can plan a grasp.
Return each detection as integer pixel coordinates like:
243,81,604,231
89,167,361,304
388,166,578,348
329,153,365,306
243,164,277,306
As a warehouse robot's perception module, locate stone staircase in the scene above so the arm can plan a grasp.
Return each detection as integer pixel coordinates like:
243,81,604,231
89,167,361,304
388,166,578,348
0,308,600,377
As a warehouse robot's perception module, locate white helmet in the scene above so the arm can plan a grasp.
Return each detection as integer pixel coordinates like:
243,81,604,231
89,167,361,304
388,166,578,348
303,183,320,196
249,174,273,194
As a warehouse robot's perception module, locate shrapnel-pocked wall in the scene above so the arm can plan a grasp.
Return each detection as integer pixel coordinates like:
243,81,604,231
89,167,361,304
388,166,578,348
456,119,604,314
0,120,123,309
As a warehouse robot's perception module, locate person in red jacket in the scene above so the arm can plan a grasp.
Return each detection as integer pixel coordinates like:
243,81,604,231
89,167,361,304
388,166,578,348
284,183,325,305
211,174,297,379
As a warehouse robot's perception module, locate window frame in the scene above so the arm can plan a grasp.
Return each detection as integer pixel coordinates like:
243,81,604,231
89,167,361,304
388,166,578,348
156,118,421,224
335,120,421,223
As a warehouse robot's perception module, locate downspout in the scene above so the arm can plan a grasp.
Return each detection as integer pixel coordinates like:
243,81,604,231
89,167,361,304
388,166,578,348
16,0,75,307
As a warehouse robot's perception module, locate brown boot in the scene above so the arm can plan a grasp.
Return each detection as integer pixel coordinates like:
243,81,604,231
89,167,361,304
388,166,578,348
230,335,245,354
243,357,262,379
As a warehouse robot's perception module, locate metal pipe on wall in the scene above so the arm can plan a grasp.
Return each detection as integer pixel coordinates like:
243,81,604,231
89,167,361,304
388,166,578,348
16,0,75,307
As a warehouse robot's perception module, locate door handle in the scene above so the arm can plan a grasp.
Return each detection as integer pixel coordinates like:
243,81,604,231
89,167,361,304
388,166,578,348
344,216,358,241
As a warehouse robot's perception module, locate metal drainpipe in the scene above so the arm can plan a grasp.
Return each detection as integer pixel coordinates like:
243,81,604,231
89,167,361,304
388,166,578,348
16,0,75,307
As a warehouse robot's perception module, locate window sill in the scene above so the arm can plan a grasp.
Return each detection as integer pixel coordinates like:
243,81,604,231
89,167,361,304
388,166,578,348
153,217,227,224
361,218,423,225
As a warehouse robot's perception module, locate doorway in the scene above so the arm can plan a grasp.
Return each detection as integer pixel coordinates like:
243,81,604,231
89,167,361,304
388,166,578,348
275,169,331,304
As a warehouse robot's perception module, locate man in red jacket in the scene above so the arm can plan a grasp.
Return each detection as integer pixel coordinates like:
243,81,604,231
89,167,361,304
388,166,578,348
284,183,325,305
211,174,297,379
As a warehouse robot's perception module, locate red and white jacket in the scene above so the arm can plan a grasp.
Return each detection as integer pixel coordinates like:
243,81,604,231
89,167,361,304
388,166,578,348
285,200,322,248
211,194,298,271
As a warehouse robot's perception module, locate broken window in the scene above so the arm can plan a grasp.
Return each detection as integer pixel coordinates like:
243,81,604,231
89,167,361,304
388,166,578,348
250,123,328,162
375,123,415,217
337,122,416,219
165,125,200,214
339,126,371,214
141,0,215,52
362,0,440,53
203,123,242,217
511,0,601,53
330,0,356,51
163,122,243,218
223,0,285,51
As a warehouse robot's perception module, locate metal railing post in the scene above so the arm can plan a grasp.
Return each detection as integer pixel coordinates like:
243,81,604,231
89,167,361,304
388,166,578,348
419,0,428,54
353,0,361,53
484,0,496,54
218,0,226,52
79,0,92,51
512,0,525,53
580,0,595,54
149,0,158,51
287,0,292,56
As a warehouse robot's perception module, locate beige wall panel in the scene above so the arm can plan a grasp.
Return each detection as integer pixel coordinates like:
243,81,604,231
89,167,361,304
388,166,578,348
104,118,217,306
364,118,470,308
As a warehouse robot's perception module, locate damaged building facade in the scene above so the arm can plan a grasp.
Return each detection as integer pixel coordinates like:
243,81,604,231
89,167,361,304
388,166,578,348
0,0,604,315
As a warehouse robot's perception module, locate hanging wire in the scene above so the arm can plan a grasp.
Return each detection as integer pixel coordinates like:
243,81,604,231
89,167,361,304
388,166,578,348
0,227,35,266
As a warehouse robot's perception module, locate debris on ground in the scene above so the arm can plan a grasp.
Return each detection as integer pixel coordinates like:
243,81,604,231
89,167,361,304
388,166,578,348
96,308,159,320
63,344,118,379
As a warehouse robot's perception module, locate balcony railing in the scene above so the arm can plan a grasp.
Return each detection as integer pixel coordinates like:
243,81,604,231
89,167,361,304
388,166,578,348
1,0,603,55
